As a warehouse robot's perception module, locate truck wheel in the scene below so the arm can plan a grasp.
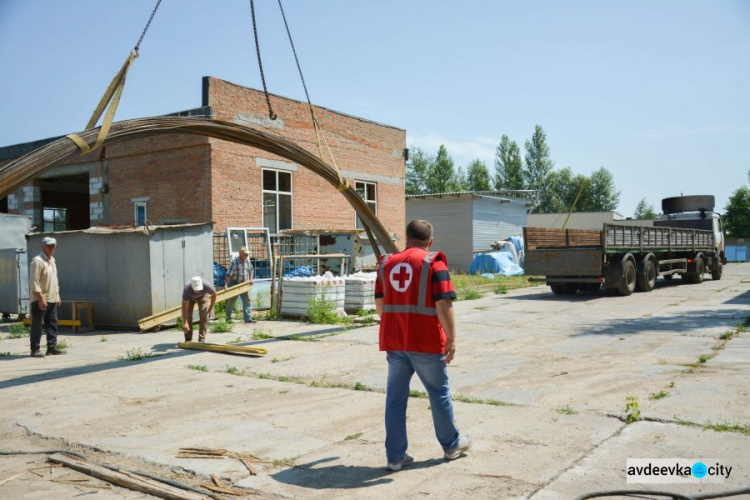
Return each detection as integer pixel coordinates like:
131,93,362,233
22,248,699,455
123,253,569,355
637,259,657,292
711,262,723,280
562,283,578,295
550,284,565,295
690,258,705,284
617,260,637,296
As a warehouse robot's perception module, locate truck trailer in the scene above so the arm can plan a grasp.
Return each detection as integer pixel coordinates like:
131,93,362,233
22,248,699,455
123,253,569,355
524,195,725,296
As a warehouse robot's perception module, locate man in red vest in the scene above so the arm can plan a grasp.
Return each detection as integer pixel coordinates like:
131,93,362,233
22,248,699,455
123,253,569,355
375,219,471,471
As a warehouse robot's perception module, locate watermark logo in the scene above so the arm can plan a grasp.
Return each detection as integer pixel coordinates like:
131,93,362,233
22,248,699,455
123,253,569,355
627,459,732,484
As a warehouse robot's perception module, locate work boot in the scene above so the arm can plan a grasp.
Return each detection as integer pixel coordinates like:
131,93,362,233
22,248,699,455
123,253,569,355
386,454,414,471
30,349,45,358
46,346,67,355
184,332,193,342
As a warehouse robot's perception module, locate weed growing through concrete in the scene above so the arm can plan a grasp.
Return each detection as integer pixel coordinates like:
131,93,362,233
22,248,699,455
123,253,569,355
356,309,375,316
345,432,363,441
712,343,725,351
100,337,108,342
272,456,299,468
227,336,244,344
226,365,241,375
557,405,578,415
698,354,715,364
119,348,163,361
625,396,640,424
286,334,316,342
453,395,515,406
188,364,208,372
253,329,274,340
474,306,489,311
0,352,10,356
649,391,670,400
494,284,508,294
304,295,347,325
675,418,750,436
668,381,675,388
271,356,294,363
409,390,427,398
210,318,233,333
354,382,370,391
657,358,667,365
8,324,29,339
56,340,69,350
719,331,734,341
264,306,280,321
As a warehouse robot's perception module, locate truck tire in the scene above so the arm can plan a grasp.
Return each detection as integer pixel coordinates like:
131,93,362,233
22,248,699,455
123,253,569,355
637,258,657,292
711,262,723,280
689,258,705,284
550,284,565,295
562,283,578,295
617,259,637,296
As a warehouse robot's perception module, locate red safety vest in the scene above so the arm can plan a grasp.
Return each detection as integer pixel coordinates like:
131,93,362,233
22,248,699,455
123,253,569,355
377,247,447,354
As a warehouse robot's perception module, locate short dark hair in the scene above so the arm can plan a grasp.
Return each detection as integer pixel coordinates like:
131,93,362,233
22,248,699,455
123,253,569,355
406,220,433,242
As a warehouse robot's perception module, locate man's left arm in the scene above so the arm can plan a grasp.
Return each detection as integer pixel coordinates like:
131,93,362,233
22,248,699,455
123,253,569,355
209,290,217,317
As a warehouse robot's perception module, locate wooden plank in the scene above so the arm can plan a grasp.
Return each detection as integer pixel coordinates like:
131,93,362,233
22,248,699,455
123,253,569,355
177,341,267,356
48,453,204,500
23,319,81,327
138,281,251,331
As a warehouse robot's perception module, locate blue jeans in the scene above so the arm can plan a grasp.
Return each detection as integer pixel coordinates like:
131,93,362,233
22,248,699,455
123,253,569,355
385,350,460,463
226,291,252,322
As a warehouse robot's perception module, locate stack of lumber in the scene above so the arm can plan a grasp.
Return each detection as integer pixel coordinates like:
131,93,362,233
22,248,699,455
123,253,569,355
524,227,602,250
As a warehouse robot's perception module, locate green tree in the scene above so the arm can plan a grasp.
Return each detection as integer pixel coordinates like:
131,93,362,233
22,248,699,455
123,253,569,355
466,159,492,191
524,125,555,212
546,167,588,213
585,167,620,211
494,135,524,190
724,186,750,237
450,166,469,192
633,198,659,219
405,147,433,195
426,145,456,193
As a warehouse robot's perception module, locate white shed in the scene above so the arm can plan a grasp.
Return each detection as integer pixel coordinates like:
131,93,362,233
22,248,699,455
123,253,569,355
405,191,530,271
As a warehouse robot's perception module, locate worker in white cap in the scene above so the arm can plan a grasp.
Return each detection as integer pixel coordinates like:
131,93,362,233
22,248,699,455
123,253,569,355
180,276,217,342
29,236,66,357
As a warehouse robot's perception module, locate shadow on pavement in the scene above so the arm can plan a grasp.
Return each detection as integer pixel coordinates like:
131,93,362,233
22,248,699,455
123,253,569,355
271,456,443,489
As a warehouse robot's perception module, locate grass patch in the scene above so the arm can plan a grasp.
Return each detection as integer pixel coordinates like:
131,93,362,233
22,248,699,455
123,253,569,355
556,405,578,415
226,365,241,375
210,318,233,333
188,364,208,372
344,432,363,441
253,329,274,340
668,381,675,388
457,287,481,301
286,334,317,342
451,274,540,292
100,337,108,342
494,284,508,295
698,354,715,364
354,382,370,391
271,356,294,363
409,389,427,398
712,343,725,351
119,347,163,361
675,418,750,436
56,339,69,350
719,331,734,341
264,306,280,321
0,352,10,356
8,324,29,339
649,391,670,400
453,395,515,406
356,309,375,316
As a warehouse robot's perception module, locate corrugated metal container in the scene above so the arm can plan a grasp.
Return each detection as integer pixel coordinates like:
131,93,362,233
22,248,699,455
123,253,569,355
27,223,213,328
406,193,528,271
280,277,345,317
0,214,32,317
344,273,376,313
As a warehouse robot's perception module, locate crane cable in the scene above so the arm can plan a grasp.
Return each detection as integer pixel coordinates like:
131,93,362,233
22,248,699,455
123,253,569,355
66,0,163,155
249,0,277,120
276,0,348,192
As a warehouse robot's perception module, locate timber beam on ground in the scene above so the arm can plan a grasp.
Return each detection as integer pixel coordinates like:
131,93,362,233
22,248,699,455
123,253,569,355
137,281,251,331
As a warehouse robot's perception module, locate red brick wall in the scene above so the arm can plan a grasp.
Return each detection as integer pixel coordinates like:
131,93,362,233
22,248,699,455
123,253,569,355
206,77,406,243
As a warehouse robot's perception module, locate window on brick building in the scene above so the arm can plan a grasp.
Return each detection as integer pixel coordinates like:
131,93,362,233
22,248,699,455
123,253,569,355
134,202,147,227
262,169,292,233
355,181,377,229
43,208,67,232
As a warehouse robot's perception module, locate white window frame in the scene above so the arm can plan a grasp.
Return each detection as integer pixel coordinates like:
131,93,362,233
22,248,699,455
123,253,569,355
43,207,67,232
134,202,147,227
261,169,293,233
354,181,377,229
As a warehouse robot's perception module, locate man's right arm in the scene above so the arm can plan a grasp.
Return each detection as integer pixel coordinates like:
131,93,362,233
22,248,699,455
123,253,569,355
435,299,456,364
181,300,190,333
29,258,47,309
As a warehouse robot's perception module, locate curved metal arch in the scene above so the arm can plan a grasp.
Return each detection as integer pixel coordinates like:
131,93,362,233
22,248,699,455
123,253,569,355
0,116,397,254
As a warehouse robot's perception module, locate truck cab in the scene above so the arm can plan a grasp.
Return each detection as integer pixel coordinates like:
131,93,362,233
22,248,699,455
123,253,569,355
654,195,726,264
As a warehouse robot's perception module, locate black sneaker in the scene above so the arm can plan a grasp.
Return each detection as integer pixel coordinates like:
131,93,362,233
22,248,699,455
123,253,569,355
46,346,67,355
30,350,45,358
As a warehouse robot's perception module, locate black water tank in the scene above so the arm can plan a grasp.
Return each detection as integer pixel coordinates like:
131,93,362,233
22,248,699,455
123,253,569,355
662,195,715,214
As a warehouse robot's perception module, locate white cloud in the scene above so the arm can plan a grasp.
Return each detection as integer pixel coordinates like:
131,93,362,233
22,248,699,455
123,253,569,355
407,133,498,166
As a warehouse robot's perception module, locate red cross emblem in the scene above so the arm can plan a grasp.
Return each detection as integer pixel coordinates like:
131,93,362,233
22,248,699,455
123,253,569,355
389,263,413,292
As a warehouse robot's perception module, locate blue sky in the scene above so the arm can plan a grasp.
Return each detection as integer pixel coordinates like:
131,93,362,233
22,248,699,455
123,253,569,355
1,0,748,216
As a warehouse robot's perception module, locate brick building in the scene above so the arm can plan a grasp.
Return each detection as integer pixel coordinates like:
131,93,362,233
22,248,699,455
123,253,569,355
0,77,407,243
